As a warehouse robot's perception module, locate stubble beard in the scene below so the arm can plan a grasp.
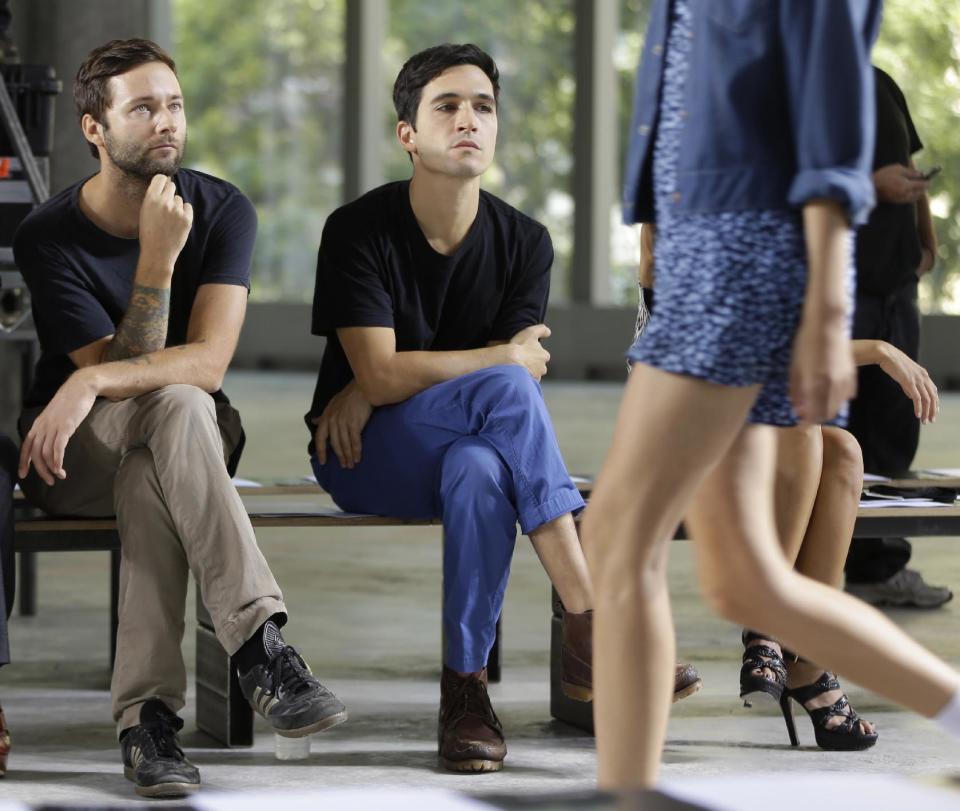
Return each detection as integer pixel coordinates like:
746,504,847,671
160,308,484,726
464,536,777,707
103,127,186,180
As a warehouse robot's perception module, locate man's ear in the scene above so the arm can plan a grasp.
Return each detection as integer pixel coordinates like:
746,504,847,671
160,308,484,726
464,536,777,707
81,113,106,154
397,119,417,157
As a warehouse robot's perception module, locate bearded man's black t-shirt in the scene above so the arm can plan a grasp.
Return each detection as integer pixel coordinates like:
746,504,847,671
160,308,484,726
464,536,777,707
306,180,553,448
14,168,256,408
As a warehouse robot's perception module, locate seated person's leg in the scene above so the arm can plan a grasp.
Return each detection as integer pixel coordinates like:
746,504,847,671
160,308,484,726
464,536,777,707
314,366,589,772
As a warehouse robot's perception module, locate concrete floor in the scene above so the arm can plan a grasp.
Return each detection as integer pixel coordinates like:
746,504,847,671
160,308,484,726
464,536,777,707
2,374,960,807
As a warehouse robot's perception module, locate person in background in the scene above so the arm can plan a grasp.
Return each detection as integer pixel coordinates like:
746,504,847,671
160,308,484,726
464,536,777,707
844,65,951,609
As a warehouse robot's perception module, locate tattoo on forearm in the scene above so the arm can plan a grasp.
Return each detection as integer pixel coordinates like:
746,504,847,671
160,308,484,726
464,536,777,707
103,284,172,362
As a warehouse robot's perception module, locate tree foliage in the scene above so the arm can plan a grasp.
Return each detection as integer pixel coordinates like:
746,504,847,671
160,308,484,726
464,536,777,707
873,0,960,313
173,0,959,309
173,0,344,301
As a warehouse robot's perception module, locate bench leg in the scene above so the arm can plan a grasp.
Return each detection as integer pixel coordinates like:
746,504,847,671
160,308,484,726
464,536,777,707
18,551,36,616
195,589,253,747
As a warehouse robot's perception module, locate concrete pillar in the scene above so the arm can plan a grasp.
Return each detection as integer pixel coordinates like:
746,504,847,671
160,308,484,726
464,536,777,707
570,0,618,305
343,0,387,203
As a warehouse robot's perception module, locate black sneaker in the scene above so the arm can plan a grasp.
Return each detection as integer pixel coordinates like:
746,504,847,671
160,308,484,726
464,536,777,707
238,621,348,737
120,699,200,798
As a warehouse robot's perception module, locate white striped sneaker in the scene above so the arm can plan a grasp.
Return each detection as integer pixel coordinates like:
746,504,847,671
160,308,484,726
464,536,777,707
237,636,348,737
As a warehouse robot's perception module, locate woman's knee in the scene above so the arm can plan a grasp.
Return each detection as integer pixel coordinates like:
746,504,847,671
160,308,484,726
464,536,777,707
821,427,864,495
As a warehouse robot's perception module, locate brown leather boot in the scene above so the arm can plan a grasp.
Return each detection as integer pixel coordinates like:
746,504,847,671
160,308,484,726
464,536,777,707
560,609,593,701
673,663,703,702
0,707,9,777
438,667,506,772
561,610,703,704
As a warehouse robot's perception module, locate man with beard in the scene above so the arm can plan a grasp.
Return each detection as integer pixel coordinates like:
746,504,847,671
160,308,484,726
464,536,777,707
13,39,346,798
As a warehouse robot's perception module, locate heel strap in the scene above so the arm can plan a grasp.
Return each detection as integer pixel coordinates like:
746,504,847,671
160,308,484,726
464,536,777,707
788,672,863,735
741,645,787,683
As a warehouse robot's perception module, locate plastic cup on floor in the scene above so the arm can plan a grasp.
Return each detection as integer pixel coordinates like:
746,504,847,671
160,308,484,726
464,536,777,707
275,733,311,760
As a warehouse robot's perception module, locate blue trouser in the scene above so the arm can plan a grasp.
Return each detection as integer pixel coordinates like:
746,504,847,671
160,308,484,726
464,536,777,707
310,365,584,672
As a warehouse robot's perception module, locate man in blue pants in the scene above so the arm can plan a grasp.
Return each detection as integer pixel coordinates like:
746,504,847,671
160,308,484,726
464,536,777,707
305,44,597,773
308,43,701,773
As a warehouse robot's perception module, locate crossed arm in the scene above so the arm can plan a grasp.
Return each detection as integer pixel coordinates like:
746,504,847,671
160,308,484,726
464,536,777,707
18,283,247,484
312,322,551,469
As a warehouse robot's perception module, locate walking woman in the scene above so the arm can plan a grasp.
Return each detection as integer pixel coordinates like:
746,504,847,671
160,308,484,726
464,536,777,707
582,0,960,789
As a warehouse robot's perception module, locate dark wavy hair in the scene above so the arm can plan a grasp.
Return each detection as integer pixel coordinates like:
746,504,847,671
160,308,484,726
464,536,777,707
392,43,500,128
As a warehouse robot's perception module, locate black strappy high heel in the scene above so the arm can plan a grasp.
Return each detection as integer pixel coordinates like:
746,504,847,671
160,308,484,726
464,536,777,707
779,670,878,751
739,630,787,707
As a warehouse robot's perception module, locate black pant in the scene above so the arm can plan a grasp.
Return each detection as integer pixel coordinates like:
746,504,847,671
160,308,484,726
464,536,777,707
844,283,919,583
0,434,16,666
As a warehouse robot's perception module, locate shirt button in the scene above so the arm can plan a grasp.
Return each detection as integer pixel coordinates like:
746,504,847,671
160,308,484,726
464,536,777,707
652,44,663,56
681,110,689,120
638,124,650,136
673,192,681,204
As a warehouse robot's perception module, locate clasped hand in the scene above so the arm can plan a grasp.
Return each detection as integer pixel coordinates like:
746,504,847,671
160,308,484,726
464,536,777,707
312,381,374,469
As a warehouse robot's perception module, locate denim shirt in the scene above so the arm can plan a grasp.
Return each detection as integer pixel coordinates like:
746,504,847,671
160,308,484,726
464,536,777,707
623,0,882,227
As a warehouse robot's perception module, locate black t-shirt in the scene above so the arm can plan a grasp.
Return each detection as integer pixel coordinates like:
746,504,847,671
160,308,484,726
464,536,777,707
855,67,924,297
306,180,552,445
14,169,256,408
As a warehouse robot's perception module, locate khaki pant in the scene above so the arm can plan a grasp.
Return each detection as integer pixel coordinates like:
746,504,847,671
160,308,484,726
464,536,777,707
20,384,285,734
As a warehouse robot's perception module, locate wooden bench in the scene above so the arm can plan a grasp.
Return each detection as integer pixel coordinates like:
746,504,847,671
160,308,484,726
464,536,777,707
12,496,446,747
13,479,960,744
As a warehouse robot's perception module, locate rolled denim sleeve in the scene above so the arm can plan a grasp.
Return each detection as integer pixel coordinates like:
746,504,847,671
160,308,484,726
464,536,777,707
779,0,882,225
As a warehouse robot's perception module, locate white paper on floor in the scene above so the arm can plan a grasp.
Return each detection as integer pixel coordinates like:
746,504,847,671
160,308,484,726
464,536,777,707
662,773,959,811
193,787,496,811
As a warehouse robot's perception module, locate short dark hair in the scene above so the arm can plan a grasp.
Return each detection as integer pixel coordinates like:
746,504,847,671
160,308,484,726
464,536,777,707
74,38,177,158
392,43,500,128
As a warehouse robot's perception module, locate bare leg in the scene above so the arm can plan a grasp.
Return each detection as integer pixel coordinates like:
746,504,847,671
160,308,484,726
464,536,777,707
740,425,823,689
785,426,873,732
686,424,959,728
581,365,759,789
530,513,593,613
773,425,823,565
793,426,862,587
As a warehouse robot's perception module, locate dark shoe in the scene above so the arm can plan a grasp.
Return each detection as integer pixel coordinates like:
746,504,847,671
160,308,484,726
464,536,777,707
560,609,592,701
238,640,348,738
740,630,787,707
780,671,878,751
120,699,200,798
846,568,953,609
438,667,506,773
0,707,9,777
560,609,702,704
673,663,703,703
